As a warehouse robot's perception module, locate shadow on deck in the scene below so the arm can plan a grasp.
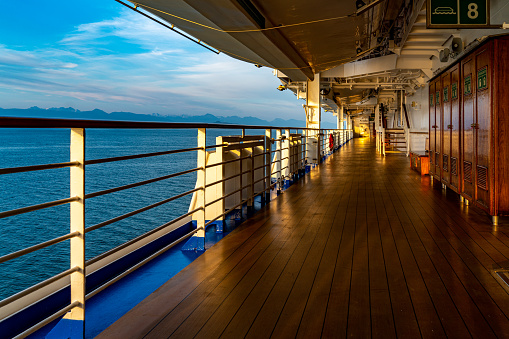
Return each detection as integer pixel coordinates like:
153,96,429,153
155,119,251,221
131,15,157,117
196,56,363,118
98,137,509,339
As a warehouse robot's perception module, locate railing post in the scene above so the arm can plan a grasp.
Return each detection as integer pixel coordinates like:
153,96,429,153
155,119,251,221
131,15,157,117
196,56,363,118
65,128,86,338
196,128,206,250
304,129,309,171
216,136,224,232
283,129,290,188
239,130,244,218
317,128,321,163
276,129,282,193
248,142,254,215
382,128,386,156
264,129,271,204
406,128,410,157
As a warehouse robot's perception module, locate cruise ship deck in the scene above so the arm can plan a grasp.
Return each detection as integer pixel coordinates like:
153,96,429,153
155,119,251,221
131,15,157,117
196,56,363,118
98,138,509,339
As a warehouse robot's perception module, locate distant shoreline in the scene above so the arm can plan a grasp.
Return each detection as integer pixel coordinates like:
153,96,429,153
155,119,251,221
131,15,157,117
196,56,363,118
0,106,339,129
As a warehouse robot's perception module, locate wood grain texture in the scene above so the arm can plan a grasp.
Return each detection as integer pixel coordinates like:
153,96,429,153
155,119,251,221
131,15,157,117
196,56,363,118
450,65,461,192
98,138,509,339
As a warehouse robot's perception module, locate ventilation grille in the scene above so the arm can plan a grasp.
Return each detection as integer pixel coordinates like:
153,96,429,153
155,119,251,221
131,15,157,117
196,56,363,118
430,152,434,165
443,155,448,172
464,161,472,183
451,157,457,176
435,152,440,166
477,166,488,191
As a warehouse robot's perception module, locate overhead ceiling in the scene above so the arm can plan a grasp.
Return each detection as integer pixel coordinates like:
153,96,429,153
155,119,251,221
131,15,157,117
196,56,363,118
129,0,406,80
126,0,509,115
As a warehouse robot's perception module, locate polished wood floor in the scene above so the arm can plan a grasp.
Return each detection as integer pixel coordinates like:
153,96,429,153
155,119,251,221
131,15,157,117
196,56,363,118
98,138,509,339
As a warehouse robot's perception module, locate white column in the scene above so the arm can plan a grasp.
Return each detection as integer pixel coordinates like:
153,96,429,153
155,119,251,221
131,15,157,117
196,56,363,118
196,128,206,249
264,129,271,203
306,73,321,165
65,128,86,336
283,129,290,182
276,129,282,191
216,136,224,232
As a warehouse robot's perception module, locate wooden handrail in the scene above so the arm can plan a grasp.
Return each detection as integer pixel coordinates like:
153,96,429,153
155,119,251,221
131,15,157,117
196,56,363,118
0,116,345,131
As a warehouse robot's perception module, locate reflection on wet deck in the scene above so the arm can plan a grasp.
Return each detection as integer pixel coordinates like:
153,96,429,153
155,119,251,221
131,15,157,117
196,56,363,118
99,138,509,338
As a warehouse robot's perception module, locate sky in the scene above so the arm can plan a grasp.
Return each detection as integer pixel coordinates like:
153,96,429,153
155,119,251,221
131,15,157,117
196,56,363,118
0,0,336,123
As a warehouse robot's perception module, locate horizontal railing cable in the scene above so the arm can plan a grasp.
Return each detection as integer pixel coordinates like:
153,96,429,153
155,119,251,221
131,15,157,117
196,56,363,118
0,161,79,175
0,232,80,264
205,143,227,149
0,197,79,219
85,188,201,234
205,169,250,188
86,207,202,266
85,227,202,300
0,267,79,308
205,156,250,169
204,183,251,210
85,167,200,199
13,301,80,339
85,147,201,165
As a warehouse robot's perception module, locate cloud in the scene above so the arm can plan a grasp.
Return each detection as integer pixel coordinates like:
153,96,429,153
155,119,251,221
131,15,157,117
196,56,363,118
0,9,306,121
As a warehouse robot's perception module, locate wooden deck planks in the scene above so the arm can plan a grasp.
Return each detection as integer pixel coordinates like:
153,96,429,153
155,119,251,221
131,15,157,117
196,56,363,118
98,139,509,339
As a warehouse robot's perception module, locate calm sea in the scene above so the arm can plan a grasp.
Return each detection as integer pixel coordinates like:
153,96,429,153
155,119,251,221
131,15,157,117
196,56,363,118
0,128,243,300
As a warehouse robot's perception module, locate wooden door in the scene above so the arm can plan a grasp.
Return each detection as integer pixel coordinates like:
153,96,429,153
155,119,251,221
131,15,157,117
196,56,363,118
441,72,451,184
435,78,442,179
494,37,509,215
450,65,461,192
429,81,435,176
461,57,475,200
474,44,492,211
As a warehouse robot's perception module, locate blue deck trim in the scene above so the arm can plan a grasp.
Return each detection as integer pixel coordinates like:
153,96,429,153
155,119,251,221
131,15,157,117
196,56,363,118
17,191,270,338
3,222,195,339
46,319,84,339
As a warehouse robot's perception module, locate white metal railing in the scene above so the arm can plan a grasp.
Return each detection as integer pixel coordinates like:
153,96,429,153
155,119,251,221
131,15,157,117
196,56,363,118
0,117,352,337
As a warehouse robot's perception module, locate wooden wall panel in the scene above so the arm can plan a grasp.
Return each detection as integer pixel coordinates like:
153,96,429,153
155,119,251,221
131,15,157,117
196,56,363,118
461,57,475,200
435,78,442,180
474,45,492,210
429,81,436,176
450,65,461,192
441,71,451,185
494,37,509,214
432,35,509,221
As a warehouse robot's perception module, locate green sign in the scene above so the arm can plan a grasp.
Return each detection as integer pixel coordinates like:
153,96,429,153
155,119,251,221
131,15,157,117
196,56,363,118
427,0,489,28
443,86,449,102
452,83,458,99
478,66,488,90
430,93,434,106
436,91,440,105
464,74,472,95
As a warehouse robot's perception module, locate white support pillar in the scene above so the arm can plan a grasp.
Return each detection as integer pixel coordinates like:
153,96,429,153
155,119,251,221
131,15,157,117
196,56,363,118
306,73,321,166
283,129,290,187
275,129,282,192
195,128,206,250
215,136,224,232
65,128,86,338
264,129,271,203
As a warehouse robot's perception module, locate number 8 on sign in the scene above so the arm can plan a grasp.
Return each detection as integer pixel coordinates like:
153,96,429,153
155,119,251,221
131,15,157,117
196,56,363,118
468,3,479,19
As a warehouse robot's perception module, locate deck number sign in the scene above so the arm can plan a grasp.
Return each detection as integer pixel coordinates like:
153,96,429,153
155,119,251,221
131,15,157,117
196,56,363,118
477,66,488,90
451,83,458,100
464,74,472,95
427,0,489,28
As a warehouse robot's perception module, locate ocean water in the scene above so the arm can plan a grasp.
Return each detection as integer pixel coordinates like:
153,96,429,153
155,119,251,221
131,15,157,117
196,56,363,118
0,128,244,300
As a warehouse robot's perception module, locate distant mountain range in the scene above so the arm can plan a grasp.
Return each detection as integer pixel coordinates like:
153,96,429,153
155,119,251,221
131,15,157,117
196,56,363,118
0,106,337,129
